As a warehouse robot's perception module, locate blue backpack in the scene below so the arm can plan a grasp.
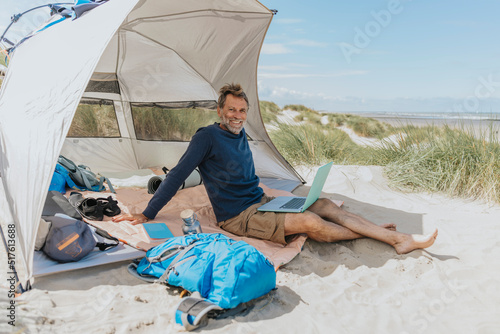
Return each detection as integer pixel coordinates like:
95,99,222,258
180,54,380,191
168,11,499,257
49,155,115,194
131,233,276,330
49,163,72,194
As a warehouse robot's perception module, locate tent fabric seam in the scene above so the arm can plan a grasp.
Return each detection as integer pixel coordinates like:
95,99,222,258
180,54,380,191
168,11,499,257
123,9,271,27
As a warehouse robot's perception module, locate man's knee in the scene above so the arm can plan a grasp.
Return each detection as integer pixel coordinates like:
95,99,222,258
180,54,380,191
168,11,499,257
300,212,327,234
316,198,331,207
309,198,338,212
286,212,345,243
303,218,325,235
285,211,321,235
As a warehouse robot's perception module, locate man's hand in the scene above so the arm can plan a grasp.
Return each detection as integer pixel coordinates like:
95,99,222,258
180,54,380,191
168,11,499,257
112,213,149,225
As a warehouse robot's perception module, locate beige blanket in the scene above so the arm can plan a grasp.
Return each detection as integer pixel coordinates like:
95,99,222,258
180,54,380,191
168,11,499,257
81,184,310,269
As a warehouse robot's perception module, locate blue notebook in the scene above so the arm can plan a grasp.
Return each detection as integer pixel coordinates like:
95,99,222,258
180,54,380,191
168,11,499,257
142,223,174,240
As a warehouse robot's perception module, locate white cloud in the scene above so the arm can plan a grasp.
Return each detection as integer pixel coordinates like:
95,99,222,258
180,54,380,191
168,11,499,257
269,86,316,99
286,63,313,68
261,43,292,55
258,70,367,79
259,73,316,79
290,39,328,47
334,70,368,77
258,82,343,105
259,82,500,113
258,65,288,71
258,63,313,72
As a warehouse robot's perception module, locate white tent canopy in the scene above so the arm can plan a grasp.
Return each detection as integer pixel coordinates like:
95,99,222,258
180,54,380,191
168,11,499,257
0,0,302,285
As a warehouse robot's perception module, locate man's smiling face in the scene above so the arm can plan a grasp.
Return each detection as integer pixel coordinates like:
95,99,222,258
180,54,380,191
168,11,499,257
217,94,248,135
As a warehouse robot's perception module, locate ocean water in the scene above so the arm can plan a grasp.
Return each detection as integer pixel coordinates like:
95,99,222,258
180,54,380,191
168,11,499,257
345,111,500,141
352,111,500,122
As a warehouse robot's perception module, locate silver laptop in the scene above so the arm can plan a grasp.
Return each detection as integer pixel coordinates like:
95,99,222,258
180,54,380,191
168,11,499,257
257,162,333,213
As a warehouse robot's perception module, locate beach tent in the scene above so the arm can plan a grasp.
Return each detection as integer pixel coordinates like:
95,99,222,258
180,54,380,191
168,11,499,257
0,0,303,287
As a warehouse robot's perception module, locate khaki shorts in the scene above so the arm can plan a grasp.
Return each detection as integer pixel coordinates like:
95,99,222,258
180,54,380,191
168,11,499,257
218,194,287,245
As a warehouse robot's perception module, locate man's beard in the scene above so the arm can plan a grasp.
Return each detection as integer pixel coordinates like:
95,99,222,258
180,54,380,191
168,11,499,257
221,114,246,134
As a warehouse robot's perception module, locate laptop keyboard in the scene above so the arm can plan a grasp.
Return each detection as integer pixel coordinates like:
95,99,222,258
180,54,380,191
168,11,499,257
280,197,306,209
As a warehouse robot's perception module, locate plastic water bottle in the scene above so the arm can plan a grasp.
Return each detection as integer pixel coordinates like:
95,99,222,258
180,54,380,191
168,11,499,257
180,209,202,235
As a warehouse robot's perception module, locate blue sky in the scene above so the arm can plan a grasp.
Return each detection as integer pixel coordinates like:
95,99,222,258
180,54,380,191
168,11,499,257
258,0,500,113
2,1,500,113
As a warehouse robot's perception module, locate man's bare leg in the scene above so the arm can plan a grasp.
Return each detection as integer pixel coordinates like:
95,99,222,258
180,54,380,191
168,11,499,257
285,213,396,241
286,198,438,254
284,210,364,242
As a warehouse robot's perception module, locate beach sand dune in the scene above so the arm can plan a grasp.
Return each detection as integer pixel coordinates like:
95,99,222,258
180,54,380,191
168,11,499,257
2,165,500,333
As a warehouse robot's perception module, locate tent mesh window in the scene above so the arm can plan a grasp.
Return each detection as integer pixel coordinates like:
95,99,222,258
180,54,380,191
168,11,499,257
84,80,120,94
67,98,120,137
131,101,219,141
84,73,120,94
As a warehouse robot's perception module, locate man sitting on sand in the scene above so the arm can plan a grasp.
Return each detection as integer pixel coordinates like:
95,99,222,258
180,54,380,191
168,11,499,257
113,83,437,254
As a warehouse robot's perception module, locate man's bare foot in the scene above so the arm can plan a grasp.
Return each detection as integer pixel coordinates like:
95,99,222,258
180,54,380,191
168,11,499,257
393,229,438,254
381,223,397,231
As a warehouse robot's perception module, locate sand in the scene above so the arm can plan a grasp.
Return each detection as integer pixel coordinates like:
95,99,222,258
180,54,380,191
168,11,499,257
2,162,500,334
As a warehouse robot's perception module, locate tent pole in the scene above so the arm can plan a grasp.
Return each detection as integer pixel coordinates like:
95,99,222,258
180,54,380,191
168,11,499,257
0,223,28,294
1,3,74,42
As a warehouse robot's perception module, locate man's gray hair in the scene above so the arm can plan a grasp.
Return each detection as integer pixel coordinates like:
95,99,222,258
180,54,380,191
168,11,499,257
217,83,249,109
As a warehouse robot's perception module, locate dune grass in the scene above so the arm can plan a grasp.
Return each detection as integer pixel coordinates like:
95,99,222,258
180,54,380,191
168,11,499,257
294,111,323,125
375,124,500,202
269,122,367,166
284,104,319,114
269,115,500,203
259,101,280,124
68,102,120,137
68,101,219,140
131,106,219,141
327,113,394,138
260,100,281,114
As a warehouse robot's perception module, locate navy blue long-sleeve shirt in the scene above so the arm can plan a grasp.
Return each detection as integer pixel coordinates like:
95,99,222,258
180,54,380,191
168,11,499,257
142,123,264,222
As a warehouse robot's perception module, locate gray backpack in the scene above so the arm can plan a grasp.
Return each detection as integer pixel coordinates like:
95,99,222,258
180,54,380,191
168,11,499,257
42,215,96,262
42,214,118,263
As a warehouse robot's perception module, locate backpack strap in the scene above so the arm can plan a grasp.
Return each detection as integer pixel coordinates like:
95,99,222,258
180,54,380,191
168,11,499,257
127,262,158,283
174,294,222,331
80,166,116,193
100,175,116,193
157,240,201,283
58,155,78,172
93,226,119,251
157,237,216,283
77,164,104,192
79,167,96,191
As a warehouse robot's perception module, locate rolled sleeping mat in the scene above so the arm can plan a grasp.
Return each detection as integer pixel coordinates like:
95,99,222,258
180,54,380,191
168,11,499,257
147,175,165,194
147,169,202,194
